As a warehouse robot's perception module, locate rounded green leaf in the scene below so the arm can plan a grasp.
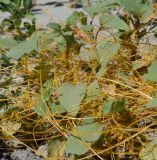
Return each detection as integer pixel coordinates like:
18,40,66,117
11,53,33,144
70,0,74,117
111,98,127,113
143,62,157,82
97,41,120,65
85,3,102,17
39,32,67,56
6,34,39,59
73,121,104,142
65,135,89,155
57,83,86,116
103,99,127,114
67,11,87,26
103,99,115,114
146,98,157,108
0,0,10,4
82,25,94,33
49,102,66,114
99,14,128,30
47,23,61,32
0,38,18,49
87,80,100,97
34,96,49,116
119,0,153,23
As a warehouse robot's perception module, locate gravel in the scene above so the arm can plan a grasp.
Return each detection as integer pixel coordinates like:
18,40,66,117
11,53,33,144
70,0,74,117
10,149,43,160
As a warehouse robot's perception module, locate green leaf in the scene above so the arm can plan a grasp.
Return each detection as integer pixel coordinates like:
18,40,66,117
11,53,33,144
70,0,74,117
49,102,66,114
103,99,127,114
0,0,10,4
40,81,54,102
111,98,127,113
65,135,89,155
120,0,153,18
143,62,157,82
34,96,49,116
139,141,157,160
67,11,87,26
47,139,66,159
81,25,94,33
99,14,128,30
96,40,120,78
56,83,86,116
73,121,104,142
146,98,157,108
80,117,95,125
47,23,61,32
39,32,67,56
13,0,21,5
85,3,102,17
103,99,115,114
152,26,157,33
102,0,120,6
6,34,39,59
132,61,146,70
141,4,153,23
0,38,18,49
96,41,120,66
85,0,120,17
23,0,32,11
87,80,100,97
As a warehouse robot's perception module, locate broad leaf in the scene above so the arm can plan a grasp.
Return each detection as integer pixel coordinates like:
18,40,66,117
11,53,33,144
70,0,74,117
67,11,87,26
143,62,157,82
96,41,120,66
85,3,102,17
103,99,127,114
82,25,94,33
97,41,120,64
23,0,32,11
146,98,157,108
40,81,54,101
56,83,86,116
111,98,127,113
65,135,89,155
141,4,153,23
47,23,61,32
103,99,115,114
99,14,128,30
34,96,49,116
6,34,38,59
73,121,104,142
49,102,66,114
0,38,18,48
96,40,120,78
132,61,146,70
0,0,10,4
96,65,106,78
85,0,120,17
102,0,120,6
87,80,100,97
120,0,153,19
39,32,67,56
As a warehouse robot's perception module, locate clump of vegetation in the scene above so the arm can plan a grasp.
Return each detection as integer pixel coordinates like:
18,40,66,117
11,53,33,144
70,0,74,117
1,0,157,159
0,0,35,40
